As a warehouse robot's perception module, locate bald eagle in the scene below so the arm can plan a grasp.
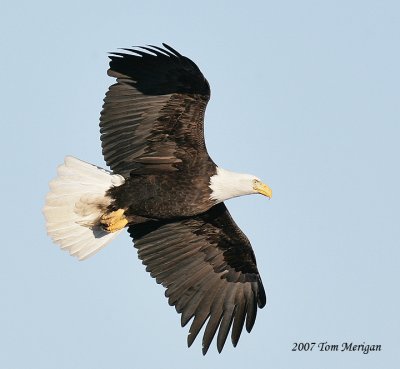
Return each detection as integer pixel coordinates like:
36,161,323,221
43,44,272,354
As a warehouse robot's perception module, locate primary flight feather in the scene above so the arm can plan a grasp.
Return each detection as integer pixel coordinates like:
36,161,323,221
43,44,272,354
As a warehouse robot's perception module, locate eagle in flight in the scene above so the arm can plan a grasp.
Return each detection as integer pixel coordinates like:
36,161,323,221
44,44,272,354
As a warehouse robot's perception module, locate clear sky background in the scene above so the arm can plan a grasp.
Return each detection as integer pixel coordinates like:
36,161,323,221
1,0,399,368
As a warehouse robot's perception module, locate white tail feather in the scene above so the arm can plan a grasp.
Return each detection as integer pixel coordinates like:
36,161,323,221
43,156,125,260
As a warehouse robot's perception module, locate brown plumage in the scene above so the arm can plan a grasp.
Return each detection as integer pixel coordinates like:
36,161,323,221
44,44,271,355
129,202,265,354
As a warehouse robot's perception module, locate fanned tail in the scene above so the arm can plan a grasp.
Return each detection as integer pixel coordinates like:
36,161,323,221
43,156,125,260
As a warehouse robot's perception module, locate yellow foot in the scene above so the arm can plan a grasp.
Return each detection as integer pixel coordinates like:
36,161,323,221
100,209,128,232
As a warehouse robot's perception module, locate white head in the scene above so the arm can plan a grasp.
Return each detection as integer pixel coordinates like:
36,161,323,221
209,167,272,204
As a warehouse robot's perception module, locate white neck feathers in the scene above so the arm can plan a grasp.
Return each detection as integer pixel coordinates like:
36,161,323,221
209,167,258,203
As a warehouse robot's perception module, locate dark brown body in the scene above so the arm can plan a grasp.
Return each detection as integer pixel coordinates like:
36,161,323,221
108,158,217,219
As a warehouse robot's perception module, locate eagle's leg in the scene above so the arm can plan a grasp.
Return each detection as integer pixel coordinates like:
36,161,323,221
100,209,128,232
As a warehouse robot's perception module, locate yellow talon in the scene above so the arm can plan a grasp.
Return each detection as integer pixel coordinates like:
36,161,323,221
100,209,128,232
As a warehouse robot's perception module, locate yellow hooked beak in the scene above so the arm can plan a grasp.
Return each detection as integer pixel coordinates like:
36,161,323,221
253,180,272,199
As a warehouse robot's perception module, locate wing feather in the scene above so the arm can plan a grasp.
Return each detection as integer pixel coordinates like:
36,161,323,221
216,286,237,353
128,203,266,354
100,44,211,176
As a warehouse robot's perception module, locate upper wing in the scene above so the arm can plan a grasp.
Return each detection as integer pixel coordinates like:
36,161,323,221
128,203,266,354
100,44,211,177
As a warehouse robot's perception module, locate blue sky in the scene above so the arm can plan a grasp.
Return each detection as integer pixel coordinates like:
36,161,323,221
1,1,399,368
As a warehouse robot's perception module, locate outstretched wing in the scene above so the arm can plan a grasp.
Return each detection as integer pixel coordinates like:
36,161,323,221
100,44,211,177
128,203,266,355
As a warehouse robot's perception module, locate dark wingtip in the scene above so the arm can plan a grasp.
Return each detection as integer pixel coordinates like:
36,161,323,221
187,332,196,348
106,43,209,96
162,43,182,57
148,44,176,57
258,277,267,308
